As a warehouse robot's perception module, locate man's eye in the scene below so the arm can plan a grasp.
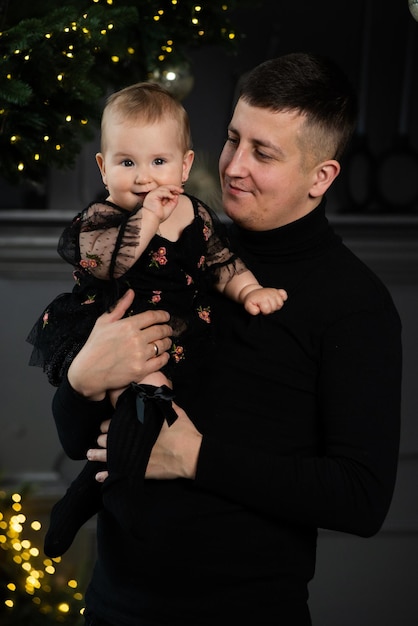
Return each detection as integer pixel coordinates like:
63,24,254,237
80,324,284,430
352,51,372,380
226,135,238,145
255,150,271,160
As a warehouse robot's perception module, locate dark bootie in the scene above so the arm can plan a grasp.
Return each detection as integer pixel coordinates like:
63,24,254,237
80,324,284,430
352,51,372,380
44,460,104,557
101,384,176,538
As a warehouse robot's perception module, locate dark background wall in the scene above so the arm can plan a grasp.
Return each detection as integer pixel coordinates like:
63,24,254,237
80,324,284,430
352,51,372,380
1,1,417,624
2,0,418,216
182,0,418,215
186,0,417,153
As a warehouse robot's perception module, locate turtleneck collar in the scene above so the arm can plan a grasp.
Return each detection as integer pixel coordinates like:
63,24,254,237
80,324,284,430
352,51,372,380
228,199,339,262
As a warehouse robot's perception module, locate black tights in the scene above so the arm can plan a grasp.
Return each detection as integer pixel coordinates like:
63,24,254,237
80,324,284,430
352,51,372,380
84,610,115,626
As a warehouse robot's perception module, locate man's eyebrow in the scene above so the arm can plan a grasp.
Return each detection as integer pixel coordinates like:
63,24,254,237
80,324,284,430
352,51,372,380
253,138,285,157
228,124,284,157
228,124,284,156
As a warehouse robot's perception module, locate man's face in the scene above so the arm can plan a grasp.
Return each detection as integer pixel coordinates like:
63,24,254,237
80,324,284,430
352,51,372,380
219,99,322,231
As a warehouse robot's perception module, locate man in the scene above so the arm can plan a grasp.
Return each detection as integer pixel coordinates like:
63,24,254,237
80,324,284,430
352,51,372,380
54,52,402,625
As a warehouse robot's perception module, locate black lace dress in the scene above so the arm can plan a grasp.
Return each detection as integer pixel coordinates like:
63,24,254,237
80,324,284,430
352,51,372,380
27,194,249,558
28,194,247,388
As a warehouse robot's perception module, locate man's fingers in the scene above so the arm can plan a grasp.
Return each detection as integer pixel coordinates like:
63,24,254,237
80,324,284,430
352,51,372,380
106,288,135,321
136,309,171,332
87,447,106,462
97,433,107,448
100,419,111,434
95,471,109,483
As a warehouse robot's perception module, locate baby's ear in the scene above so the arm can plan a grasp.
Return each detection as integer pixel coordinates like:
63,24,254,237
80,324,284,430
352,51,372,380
182,150,195,182
95,153,106,182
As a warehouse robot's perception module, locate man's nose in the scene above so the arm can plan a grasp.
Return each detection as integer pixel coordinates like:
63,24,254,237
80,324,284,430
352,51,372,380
224,147,248,177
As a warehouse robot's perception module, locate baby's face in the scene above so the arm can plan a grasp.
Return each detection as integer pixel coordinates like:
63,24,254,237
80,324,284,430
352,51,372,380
96,113,193,211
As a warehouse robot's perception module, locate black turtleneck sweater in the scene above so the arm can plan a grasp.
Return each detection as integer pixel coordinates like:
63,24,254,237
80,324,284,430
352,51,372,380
52,201,402,626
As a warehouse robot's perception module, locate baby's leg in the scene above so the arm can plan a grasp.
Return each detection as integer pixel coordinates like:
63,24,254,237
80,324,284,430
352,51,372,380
108,370,171,408
102,376,177,538
131,369,177,426
44,461,104,558
140,369,172,389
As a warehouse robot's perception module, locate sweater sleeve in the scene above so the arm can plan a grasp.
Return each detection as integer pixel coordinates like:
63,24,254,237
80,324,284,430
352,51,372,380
195,304,402,538
52,374,113,460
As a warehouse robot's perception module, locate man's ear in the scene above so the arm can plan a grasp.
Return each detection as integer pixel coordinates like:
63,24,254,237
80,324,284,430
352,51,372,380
309,160,340,198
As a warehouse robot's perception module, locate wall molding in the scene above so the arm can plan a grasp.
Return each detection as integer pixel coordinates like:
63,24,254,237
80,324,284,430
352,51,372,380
1,210,418,283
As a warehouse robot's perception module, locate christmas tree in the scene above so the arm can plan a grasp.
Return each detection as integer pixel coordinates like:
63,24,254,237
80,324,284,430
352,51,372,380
0,0,245,187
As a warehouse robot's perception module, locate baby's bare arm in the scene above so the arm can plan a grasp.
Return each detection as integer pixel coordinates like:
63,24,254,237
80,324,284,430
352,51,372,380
241,285,288,315
219,269,288,315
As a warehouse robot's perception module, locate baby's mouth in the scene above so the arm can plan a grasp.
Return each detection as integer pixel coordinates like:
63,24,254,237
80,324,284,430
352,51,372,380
134,192,147,204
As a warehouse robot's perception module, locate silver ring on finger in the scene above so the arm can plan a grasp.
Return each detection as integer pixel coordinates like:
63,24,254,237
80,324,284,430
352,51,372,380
152,342,159,357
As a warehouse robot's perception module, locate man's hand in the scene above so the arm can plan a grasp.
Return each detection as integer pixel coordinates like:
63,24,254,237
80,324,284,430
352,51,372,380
89,404,202,483
87,419,110,482
68,289,172,400
145,403,202,480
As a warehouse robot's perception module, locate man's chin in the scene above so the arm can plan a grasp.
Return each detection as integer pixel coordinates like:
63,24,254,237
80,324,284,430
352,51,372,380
222,196,246,221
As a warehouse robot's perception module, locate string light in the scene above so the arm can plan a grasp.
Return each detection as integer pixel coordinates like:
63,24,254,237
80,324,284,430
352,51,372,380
0,490,85,621
0,0,241,186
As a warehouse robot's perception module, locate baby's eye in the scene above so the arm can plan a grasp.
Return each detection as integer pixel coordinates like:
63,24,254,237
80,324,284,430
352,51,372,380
153,157,166,166
121,159,134,167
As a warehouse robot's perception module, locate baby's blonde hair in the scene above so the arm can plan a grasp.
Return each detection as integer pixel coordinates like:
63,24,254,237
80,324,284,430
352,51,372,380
101,82,192,153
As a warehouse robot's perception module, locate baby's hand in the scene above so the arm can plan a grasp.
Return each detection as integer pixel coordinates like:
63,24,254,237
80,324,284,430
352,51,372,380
142,184,184,222
243,287,288,315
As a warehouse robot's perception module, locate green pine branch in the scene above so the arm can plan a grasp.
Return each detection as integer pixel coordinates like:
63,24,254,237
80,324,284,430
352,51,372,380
0,0,245,188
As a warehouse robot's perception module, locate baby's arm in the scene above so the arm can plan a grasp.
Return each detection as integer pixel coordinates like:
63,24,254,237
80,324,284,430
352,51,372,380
81,186,183,278
198,201,287,315
218,270,288,315
142,185,183,222
140,184,184,247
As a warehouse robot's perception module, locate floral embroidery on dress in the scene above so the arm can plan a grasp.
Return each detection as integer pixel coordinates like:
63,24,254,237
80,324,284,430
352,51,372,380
197,306,211,324
171,343,185,363
42,310,49,328
80,253,102,270
82,294,96,305
197,255,205,269
150,246,168,268
72,270,81,285
185,273,193,286
202,221,211,241
150,290,162,305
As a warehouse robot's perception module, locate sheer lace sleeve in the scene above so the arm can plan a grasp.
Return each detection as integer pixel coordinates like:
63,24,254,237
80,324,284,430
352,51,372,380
197,200,248,287
77,202,143,279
